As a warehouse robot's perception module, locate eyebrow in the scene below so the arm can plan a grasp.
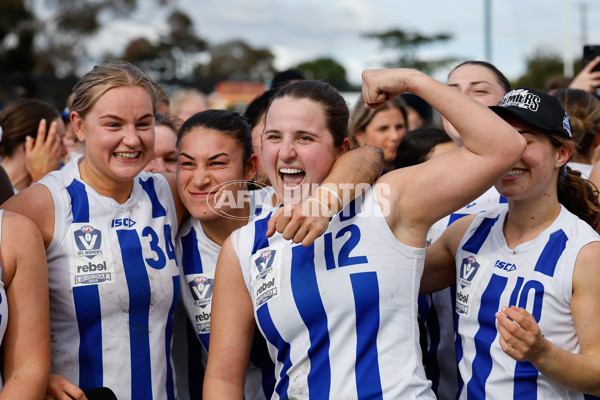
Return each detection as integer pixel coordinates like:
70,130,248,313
99,113,154,121
208,152,228,161
263,129,316,136
179,152,195,160
178,152,229,161
448,81,491,87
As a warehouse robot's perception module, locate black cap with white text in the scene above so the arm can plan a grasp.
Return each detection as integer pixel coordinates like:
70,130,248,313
490,88,572,139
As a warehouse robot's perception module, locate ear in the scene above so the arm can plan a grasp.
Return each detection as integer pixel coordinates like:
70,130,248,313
556,144,574,168
336,138,350,159
71,111,86,143
244,154,258,181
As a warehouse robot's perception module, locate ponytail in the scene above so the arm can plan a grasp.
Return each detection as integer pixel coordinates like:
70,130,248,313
557,165,600,228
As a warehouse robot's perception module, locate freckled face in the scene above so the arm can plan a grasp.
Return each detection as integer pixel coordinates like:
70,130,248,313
494,118,570,201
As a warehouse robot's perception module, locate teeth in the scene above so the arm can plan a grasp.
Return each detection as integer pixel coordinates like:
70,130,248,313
114,152,139,159
506,169,526,177
279,168,303,174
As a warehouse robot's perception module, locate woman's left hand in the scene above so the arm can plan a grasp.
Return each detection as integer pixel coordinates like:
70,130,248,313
25,119,62,182
496,305,549,364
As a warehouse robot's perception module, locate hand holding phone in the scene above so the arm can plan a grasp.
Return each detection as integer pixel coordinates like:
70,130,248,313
569,46,600,95
583,45,600,72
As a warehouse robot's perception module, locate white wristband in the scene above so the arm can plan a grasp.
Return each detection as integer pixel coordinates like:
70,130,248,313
307,197,334,218
315,186,343,211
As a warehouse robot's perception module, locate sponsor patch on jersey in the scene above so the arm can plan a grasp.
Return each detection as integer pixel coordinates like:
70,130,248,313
251,246,282,308
184,270,215,335
254,249,276,276
456,253,490,316
74,224,103,259
69,223,115,287
188,273,214,308
459,255,480,289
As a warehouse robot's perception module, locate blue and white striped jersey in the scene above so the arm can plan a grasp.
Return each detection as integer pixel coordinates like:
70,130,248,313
178,186,276,400
421,185,508,400
233,187,435,400
40,160,180,400
454,205,599,400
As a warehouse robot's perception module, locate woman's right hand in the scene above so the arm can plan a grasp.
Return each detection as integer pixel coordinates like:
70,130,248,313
569,57,600,93
361,68,422,109
25,119,62,182
266,200,332,247
45,374,88,400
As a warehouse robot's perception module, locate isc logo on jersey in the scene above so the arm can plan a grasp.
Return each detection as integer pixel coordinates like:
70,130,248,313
75,225,103,259
494,260,517,272
458,255,480,289
190,275,213,308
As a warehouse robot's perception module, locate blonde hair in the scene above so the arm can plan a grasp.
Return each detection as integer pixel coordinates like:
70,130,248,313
70,61,160,119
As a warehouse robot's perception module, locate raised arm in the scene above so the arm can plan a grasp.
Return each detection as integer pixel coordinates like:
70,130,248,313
203,237,256,399
363,68,526,245
0,212,50,399
496,241,600,395
267,145,384,246
568,57,600,93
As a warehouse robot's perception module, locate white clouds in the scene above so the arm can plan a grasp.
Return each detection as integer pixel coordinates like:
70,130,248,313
53,0,600,85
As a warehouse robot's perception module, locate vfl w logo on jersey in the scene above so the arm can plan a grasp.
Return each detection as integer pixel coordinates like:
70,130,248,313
459,255,480,289
255,249,276,277
190,276,213,308
74,225,103,259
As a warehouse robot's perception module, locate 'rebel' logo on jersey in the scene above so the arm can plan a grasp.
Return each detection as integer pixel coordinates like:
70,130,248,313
255,249,276,274
74,225,103,259
459,255,480,289
190,276,214,308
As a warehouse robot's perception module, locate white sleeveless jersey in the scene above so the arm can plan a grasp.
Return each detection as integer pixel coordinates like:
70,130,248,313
0,211,8,391
178,186,276,399
232,187,435,399
40,160,180,400
421,185,508,400
455,205,599,400
427,186,507,246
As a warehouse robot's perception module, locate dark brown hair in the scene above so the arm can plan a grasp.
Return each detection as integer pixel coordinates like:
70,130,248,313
0,98,60,157
449,60,511,93
548,133,600,228
268,80,349,147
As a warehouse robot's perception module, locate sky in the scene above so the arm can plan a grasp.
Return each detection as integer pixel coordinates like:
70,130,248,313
81,0,600,86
